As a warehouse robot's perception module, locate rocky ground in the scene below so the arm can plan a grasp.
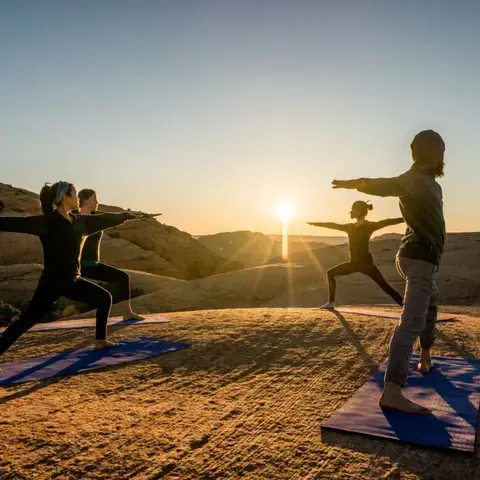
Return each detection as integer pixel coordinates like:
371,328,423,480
1,307,479,479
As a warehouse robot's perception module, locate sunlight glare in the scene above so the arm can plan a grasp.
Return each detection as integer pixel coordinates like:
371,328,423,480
276,200,295,223
276,200,295,262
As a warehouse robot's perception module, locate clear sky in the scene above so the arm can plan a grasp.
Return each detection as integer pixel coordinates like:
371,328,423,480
1,1,479,236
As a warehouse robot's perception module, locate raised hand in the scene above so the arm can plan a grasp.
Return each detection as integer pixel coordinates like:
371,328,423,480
125,212,138,220
332,179,364,190
127,209,161,220
141,212,162,219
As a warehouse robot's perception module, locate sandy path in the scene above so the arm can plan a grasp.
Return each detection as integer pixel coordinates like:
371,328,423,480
1,308,479,479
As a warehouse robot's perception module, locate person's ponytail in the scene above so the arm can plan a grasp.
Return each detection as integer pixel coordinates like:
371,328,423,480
39,184,55,217
352,200,373,217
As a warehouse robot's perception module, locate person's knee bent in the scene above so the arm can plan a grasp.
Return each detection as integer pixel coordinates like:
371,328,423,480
110,267,129,288
118,269,130,287
13,307,42,330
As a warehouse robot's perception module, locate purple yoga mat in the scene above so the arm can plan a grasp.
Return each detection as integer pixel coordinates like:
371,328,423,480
0,315,170,334
311,307,455,323
0,337,189,385
322,355,480,453
336,307,455,322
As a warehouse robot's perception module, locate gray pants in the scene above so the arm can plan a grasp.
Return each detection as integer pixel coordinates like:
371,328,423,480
384,256,439,386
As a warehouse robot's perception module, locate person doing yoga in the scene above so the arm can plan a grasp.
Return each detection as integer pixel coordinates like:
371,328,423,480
308,201,404,309
77,188,160,321
333,129,446,414
0,181,141,364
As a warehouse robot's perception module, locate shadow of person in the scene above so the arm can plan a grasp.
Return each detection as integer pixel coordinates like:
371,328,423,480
331,310,378,371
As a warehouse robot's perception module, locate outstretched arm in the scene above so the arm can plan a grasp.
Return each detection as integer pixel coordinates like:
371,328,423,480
128,209,162,219
372,217,405,231
332,177,406,197
97,210,161,219
307,222,350,232
79,212,138,235
0,215,45,236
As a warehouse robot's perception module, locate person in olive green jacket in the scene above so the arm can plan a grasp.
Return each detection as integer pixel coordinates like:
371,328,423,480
333,130,446,415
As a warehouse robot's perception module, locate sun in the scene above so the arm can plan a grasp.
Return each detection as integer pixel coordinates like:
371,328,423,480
276,200,295,223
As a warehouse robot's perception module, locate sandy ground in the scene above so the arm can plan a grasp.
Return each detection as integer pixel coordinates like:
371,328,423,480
1,308,480,480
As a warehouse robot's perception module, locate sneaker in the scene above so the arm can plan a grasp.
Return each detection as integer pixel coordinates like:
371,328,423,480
319,302,336,310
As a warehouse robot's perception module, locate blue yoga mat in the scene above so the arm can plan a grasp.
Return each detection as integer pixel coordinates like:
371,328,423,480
0,337,189,385
322,355,480,453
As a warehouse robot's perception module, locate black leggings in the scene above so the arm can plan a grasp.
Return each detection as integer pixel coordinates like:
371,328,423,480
327,261,403,306
81,263,131,303
0,277,112,357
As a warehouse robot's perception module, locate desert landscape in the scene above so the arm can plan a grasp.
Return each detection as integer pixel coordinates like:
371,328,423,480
3,2,480,478
1,182,480,479
2,181,480,322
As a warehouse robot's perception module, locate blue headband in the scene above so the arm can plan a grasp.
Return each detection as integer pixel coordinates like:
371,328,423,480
53,181,71,206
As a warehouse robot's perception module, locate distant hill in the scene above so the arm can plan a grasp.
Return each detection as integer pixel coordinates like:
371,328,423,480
198,231,282,267
372,232,403,241
0,182,243,280
198,231,331,267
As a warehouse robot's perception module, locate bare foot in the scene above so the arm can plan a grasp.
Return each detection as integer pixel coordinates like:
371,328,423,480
417,358,434,374
319,302,336,310
123,313,145,321
94,339,118,350
380,383,431,415
417,349,434,374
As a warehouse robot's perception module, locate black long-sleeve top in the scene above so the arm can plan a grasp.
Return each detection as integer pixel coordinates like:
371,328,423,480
311,218,404,264
80,211,109,266
0,210,131,281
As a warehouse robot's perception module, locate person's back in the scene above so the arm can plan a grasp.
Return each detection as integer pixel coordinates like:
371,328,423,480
346,221,376,264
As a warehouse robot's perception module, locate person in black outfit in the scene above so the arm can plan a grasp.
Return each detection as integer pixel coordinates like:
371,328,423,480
0,181,140,364
308,200,404,309
77,189,160,320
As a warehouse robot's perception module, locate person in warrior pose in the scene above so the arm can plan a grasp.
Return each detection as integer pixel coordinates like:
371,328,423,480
332,129,446,414
308,201,404,309
77,188,160,321
0,181,141,364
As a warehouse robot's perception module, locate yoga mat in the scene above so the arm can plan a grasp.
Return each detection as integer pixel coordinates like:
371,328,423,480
0,337,189,385
312,307,455,323
0,315,170,334
322,355,480,453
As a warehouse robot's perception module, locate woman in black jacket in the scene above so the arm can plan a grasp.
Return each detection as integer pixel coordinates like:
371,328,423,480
0,181,139,360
